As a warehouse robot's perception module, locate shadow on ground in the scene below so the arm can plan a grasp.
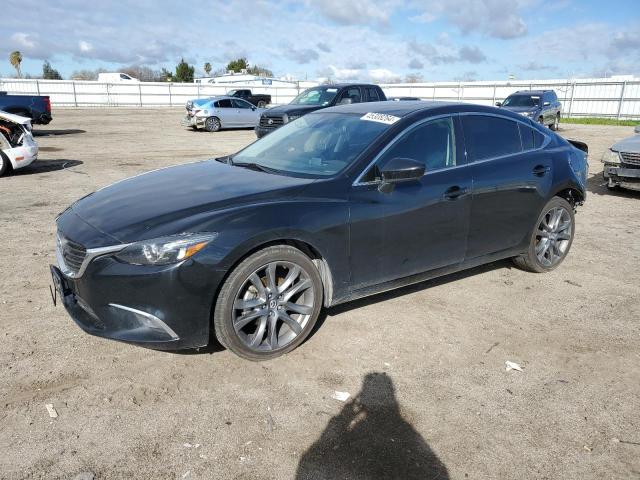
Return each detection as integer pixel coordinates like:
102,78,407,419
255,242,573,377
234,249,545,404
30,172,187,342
13,159,84,175
296,372,449,480
586,172,640,198
33,129,86,137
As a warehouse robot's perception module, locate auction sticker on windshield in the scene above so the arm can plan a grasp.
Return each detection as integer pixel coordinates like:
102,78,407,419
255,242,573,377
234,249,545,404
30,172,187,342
361,112,401,125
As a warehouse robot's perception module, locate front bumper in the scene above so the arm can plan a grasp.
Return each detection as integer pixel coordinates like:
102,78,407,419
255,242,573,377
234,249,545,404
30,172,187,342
255,125,278,138
53,247,226,350
603,164,640,191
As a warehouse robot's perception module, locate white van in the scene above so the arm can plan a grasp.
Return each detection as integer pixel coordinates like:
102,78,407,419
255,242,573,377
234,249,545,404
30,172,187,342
97,72,140,83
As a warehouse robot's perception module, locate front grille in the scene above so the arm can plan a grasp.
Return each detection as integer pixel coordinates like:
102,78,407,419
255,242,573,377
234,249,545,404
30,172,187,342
58,234,87,274
620,151,640,167
259,116,284,128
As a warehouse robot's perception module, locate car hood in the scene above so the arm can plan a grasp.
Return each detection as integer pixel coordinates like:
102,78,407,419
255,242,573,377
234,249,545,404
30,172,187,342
612,133,640,153
263,104,325,116
68,159,315,244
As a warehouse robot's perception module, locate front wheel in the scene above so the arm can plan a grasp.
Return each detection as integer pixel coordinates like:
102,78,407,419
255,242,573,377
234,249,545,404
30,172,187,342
550,114,560,131
513,197,575,273
204,116,221,132
257,100,267,108
214,245,323,361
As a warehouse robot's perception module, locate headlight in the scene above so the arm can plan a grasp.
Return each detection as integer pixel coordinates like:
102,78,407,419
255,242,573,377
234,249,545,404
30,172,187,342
286,115,300,123
601,149,621,165
115,233,218,266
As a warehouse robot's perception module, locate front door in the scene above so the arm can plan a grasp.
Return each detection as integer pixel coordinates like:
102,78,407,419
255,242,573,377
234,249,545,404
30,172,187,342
348,116,472,290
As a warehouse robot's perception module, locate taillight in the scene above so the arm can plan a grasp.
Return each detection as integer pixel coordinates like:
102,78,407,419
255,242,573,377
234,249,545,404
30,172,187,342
44,97,51,112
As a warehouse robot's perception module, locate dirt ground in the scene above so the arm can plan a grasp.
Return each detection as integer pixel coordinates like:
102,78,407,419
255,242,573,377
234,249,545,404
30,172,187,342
1,109,639,480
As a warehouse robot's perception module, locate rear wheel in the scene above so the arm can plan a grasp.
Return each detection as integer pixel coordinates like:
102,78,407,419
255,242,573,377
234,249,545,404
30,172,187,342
214,245,323,361
513,197,575,273
204,116,221,132
0,152,12,177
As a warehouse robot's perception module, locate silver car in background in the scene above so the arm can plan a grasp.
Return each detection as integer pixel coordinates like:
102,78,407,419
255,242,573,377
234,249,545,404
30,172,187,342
602,125,640,191
181,95,266,132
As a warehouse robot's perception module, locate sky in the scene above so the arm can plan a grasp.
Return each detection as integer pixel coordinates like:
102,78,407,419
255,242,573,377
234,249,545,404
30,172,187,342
1,0,639,82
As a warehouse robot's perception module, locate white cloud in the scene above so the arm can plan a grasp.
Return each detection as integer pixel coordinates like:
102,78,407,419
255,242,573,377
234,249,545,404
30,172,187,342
78,40,93,53
11,32,37,49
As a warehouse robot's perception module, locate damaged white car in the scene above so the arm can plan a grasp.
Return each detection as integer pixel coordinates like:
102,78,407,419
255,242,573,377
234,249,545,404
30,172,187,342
0,111,38,176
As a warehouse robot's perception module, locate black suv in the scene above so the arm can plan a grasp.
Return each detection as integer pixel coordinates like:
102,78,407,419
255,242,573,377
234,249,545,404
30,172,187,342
255,83,386,138
497,90,562,131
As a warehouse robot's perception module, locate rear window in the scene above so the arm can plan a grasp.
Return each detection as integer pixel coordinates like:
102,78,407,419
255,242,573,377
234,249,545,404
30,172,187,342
462,115,522,161
519,124,546,150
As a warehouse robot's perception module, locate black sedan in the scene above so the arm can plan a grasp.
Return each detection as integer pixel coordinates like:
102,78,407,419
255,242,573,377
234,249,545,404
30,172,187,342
52,101,588,361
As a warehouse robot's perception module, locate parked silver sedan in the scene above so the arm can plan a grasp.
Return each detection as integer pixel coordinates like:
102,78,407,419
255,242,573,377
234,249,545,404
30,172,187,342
181,95,266,132
602,125,640,191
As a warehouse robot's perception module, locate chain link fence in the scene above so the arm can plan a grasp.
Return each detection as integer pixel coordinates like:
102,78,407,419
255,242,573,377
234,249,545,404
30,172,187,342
1,77,639,119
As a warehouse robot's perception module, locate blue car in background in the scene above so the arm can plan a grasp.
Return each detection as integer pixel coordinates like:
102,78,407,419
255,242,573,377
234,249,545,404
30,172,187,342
181,95,266,132
497,90,562,131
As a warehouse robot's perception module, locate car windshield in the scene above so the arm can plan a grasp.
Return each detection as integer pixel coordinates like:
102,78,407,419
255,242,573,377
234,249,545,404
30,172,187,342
232,113,390,177
503,95,540,107
290,87,339,106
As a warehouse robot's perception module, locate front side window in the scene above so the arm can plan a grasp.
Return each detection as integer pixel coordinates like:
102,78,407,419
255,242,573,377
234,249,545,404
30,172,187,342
232,99,252,109
232,113,390,177
338,87,362,104
462,115,522,161
361,117,456,182
120,74,131,80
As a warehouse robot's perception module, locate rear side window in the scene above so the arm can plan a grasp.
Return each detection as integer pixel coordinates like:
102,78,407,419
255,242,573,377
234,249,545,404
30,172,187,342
519,124,546,150
462,115,522,161
339,87,362,104
366,87,380,102
215,99,232,108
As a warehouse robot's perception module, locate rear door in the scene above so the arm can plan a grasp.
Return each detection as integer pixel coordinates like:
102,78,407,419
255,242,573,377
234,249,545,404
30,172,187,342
349,116,472,288
215,98,238,126
462,114,553,259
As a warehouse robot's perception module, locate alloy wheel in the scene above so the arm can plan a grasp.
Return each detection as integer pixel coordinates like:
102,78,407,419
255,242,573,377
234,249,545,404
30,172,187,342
535,206,572,267
232,261,315,352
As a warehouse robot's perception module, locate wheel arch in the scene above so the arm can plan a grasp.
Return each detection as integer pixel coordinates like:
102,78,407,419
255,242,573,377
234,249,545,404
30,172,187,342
553,186,585,207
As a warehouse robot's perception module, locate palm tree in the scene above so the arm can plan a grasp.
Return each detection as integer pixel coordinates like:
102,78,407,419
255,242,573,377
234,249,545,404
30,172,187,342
9,51,23,78
204,62,212,76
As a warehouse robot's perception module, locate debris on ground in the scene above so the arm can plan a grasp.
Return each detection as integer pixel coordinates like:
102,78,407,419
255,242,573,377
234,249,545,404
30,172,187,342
73,473,95,480
331,391,350,402
505,361,523,372
565,279,583,287
45,404,58,418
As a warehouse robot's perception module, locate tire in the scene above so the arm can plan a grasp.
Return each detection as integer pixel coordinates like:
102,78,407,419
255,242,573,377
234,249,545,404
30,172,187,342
0,151,12,177
204,116,221,132
513,196,575,273
214,245,323,361
550,114,560,131
257,100,266,108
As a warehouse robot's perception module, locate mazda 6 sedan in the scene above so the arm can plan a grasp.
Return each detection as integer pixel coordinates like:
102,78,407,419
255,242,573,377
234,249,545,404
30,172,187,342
52,101,588,361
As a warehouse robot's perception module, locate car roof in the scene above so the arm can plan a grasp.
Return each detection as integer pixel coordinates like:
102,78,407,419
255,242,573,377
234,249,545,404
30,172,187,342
512,90,554,95
319,100,513,118
310,83,380,89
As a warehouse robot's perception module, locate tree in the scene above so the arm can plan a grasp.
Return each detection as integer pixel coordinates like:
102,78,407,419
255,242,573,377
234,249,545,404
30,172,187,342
247,65,274,77
9,51,22,78
204,62,212,76
226,57,248,73
160,68,173,82
42,61,63,80
174,58,194,83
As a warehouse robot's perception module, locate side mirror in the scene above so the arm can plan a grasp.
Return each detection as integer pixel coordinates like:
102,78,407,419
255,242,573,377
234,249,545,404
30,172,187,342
634,125,640,134
495,101,502,107
251,106,256,111
338,97,352,105
543,101,550,106
379,158,425,193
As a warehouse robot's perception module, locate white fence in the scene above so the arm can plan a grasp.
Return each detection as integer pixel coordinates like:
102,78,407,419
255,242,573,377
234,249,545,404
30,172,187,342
1,77,639,119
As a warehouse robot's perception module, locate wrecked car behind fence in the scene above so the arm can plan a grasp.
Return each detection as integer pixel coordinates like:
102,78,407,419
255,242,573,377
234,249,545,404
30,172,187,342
0,111,38,176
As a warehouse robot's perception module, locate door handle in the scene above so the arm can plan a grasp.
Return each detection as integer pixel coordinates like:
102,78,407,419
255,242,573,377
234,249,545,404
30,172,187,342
443,185,468,200
533,165,551,176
